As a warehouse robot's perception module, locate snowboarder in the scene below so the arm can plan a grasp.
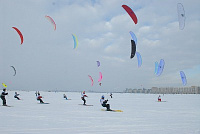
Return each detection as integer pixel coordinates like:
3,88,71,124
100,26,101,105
63,94,68,100
14,92,20,100
158,95,161,102
1,88,8,106
81,91,88,105
100,95,111,111
37,93,44,103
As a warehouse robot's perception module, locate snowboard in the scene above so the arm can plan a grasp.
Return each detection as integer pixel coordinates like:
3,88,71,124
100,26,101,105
101,109,123,112
78,104,93,106
38,103,50,104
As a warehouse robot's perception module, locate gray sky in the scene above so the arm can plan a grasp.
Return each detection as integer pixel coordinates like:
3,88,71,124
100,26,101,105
0,0,200,92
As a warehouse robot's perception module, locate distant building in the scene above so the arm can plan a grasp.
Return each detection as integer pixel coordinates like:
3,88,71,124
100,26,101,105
151,86,200,94
124,86,200,94
124,88,151,93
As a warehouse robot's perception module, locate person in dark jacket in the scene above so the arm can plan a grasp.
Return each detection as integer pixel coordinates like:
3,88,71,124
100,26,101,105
1,88,8,106
100,95,111,111
110,93,113,98
63,94,68,100
14,92,20,100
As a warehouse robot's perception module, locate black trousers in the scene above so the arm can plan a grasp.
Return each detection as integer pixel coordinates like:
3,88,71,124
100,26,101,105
14,96,20,100
1,97,6,105
102,104,110,110
81,97,86,105
37,98,44,103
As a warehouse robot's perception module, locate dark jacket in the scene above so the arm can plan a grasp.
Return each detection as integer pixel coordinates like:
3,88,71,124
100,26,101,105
1,91,8,99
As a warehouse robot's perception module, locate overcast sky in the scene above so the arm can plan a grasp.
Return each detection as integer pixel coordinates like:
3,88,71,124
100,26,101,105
0,0,200,92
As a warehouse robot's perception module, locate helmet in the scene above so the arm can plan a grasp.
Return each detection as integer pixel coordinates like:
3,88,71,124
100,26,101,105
101,95,104,99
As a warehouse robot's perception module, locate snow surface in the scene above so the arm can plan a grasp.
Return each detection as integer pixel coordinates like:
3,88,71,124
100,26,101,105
0,91,200,134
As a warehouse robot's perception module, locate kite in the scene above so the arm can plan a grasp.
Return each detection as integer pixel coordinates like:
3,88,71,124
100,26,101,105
130,40,136,59
180,71,187,86
98,72,102,82
136,52,142,67
10,66,16,76
2,83,7,88
45,15,56,30
156,59,165,76
12,27,23,44
177,3,185,30
155,61,158,74
72,34,78,49
88,75,94,86
122,5,138,24
129,31,137,45
96,61,100,67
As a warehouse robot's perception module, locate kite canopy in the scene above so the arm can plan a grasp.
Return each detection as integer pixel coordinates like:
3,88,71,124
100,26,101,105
130,40,136,59
177,3,185,30
98,72,102,82
129,31,137,45
72,34,78,49
96,61,100,67
180,71,187,86
88,75,94,86
156,59,165,76
136,52,142,67
122,5,138,24
12,27,23,44
45,15,56,30
155,61,158,74
10,66,16,76
2,83,7,88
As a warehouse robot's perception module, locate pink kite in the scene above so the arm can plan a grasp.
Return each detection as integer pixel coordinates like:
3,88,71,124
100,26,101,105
45,15,56,30
88,75,94,86
98,72,102,82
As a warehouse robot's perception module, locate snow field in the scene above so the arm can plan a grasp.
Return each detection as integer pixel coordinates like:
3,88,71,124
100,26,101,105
0,91,200,134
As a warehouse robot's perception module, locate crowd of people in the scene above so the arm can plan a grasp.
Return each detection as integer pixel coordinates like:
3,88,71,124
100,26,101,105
0,89,114,109
1,88,163,110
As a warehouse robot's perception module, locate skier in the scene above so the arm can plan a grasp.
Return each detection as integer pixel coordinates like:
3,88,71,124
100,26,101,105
14,92,20,100
37,93,44,103
158,95,161,102
1,88,8,106
100,95,111,111
81,91,88,105
63,94,68,100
